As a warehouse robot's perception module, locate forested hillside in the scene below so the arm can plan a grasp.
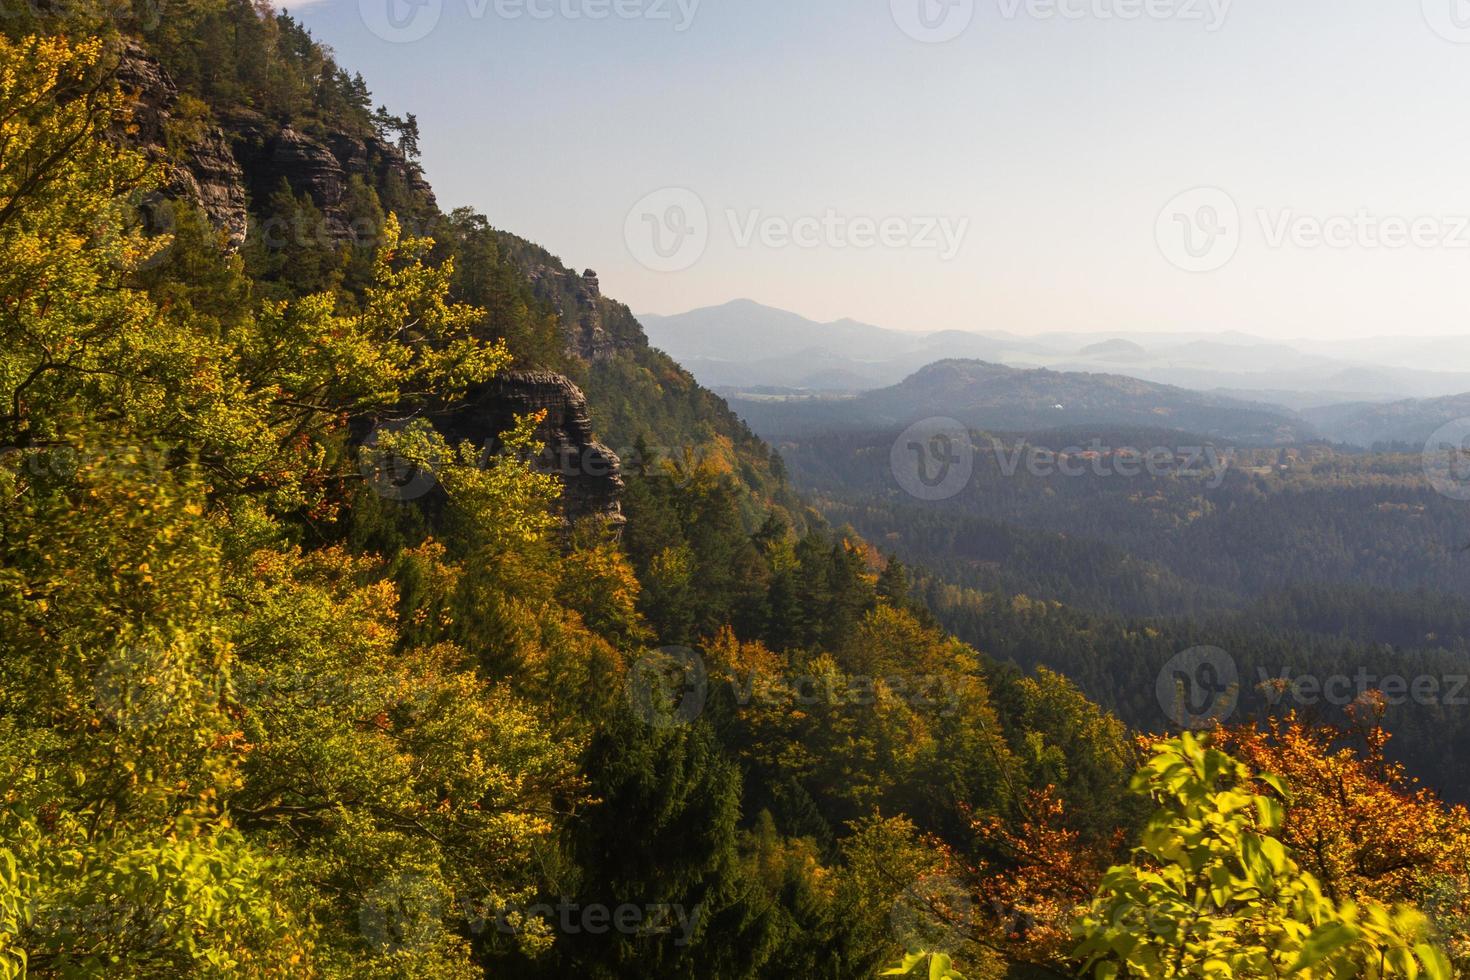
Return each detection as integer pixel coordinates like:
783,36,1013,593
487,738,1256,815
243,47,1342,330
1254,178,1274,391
775,422,1470,798
731,360,1311,443
0,4,1466,979
783,429,1470,613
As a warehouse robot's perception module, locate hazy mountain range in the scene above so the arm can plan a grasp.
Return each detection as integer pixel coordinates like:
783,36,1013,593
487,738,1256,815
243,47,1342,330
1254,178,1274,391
728,359,1309,445
639,299,1470,407
1302,393,1470,448
641,300,1470,447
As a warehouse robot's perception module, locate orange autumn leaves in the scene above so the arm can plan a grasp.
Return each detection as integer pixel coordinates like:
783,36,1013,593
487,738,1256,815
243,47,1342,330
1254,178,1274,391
1217,706,1470,964
967,708,1470,973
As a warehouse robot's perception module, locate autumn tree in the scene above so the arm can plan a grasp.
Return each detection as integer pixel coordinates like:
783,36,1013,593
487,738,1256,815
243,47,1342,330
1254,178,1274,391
1073,734,1451,980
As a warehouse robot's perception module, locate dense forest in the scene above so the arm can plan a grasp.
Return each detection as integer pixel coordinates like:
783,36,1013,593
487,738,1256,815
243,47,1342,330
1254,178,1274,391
0,3,1466,978
775,425,1470,800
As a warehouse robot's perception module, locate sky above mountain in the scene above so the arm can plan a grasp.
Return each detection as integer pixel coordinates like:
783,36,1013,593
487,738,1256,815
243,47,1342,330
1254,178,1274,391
292,0,1470,340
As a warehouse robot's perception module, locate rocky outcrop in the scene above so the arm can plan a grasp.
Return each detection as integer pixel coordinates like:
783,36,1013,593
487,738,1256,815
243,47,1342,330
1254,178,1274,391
115,42,248,248
223,116,438,243
228,119,347,229
224,116,438,242
114,45,620,526
527,266,621,362
115,42,434,251
439,372,624,527
328,132,437,207
113,41,172,147
179,130,249,247
522,262,668,365
115,42,614,369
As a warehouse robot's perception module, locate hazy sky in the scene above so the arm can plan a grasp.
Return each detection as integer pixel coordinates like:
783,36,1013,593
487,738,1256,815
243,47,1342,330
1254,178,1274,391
290,0,1470,339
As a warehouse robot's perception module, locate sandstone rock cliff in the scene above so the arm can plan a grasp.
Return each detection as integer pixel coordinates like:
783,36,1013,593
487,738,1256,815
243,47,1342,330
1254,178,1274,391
115,43,621,525
528,266,624,362
439,372,625,528
116,42,436,248
116,41,249,248
225,114,437,240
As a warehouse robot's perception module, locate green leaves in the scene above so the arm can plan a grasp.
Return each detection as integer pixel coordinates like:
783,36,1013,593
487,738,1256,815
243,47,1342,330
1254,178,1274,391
0,29,571,976
1073,736,1453,979
881,949,966,979
1288,921,1361,973
0,848,26,980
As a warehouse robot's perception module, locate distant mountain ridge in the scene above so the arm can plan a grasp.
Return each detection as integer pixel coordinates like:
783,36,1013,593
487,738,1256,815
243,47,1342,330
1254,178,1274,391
730,358,1311,445
1305,393,1470,447
642,300,1470,409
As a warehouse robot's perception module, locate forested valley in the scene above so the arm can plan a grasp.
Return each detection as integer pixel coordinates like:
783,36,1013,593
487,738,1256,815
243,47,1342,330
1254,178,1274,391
0,4,1467,979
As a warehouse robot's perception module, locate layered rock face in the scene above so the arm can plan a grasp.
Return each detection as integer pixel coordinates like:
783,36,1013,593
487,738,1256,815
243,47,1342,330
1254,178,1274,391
115,45,622,526
226,114,437,240
439,372,625,528
182,131,250,246
329,132,437,205
117,43,435,248
528,266,623,362
116,41,249,247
